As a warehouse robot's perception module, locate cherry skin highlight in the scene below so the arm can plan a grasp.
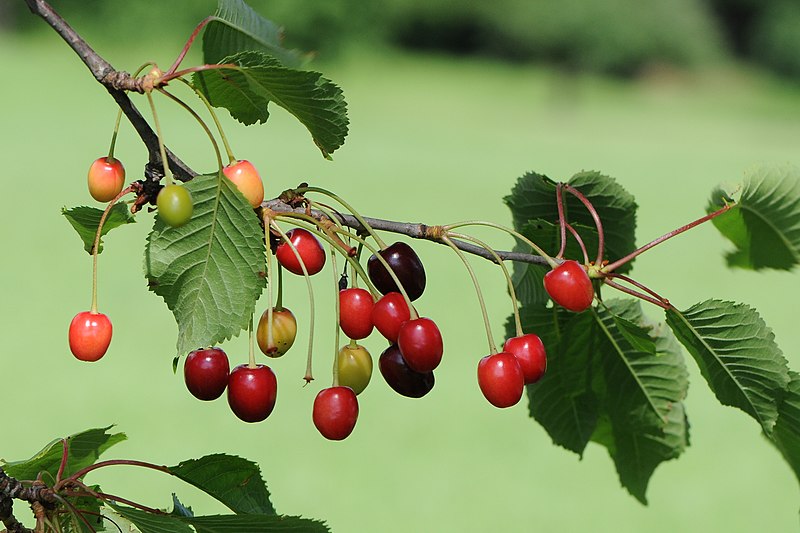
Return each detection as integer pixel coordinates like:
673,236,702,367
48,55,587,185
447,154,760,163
543,260,594,312
88,157,125,202
397,317,443,373
184,347,230,401
313,386,359,441
68,311,113,362
379,344,435,398
223,159,264,208
477,352,525,408
339,288,374,340
256,307,297,357
337,343,373,395
227,364,278,423
275,228,326,275
367,241,426,301
371,292,411,343
503,334,547,384
157,184,193,228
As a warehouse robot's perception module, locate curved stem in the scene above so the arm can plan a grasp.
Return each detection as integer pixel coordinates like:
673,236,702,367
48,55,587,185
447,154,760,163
270,221,316,384
441,235,497,354
165,16,214,76
449,232,522,338
295,186,388,249
565,222,590,265
145,91,172,184
161,63,237,84
563,184,604,265
90,186,135,313
555,184,568,259
107,109,123,161
602,279,671,310
331,246,341,387
443,220,558,268
55,439,69,484
604,273,670,306
178,78,236,163
55,460,169,491
157,87,223,172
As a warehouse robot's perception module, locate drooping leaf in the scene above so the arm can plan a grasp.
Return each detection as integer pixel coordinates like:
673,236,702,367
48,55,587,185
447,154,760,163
708,164,800,270
194,51,348,158
202,0,304,67
171,494,195,518
144,173,266,356
1,426,126,482
504,170,637,273
112,506,329,533
666,299,790,434
771,372,800,485
168,454,275,515
62,204,135,254
110,505,194,533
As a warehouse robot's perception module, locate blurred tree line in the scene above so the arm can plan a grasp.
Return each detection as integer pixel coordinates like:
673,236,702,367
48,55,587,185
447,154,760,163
4,0,800,78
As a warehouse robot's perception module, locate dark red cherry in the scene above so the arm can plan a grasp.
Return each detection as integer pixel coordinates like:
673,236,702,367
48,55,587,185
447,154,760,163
367,242,426,301
543,260,594,312
477,352,525,408
312,386,359,440
397,317,443,373
339,288,374,340
503,334,547,384
184,347,230,401
379,344,435,398
371,292,411,343
275,228,326,275
227,364,278,423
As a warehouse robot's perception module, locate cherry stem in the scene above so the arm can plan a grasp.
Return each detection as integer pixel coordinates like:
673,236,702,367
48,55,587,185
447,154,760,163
247,314,256,368
160,63,237,84
54,460,170,492
565,222,590,265
555,184,568,259
90,186,135,313
449,232,522,338
602,279,671,310
55,439,69,484
158,87,223,172
334,229,419,319
441,235,497,353
145,91,172,184
603,203,734,273
165,16,213,76
178,78,236,164
58,494,98,533
106,62,154,160
563,184,605,265
275,210,355,256
270,221,317,384
264,219,275,353
443,220,558,268
294,186,388,249
605,273,670,306
331,246,341,387
276,264,284,310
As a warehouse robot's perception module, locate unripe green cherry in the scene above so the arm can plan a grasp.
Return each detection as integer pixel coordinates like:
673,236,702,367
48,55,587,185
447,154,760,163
337,343,373,395
157,184,193,228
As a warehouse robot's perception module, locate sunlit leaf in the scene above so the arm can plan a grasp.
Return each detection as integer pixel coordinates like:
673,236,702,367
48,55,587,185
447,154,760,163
63,204,135,254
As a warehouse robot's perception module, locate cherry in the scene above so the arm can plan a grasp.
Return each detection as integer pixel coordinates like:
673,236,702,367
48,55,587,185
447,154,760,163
68,311,112,362
477,352,525,408
256,307,297,357
371,292,411,343
339,288,374,340
227,364,278,423
337,343,372,395
367,242,426,301
543,260,594,312
503,334,547,384
223,159,264,208
397,317,443,373
312,386,359,441
157,184,193,228
378,344,435,398
184,347,230,401
87,157,125,202
275,228,325,276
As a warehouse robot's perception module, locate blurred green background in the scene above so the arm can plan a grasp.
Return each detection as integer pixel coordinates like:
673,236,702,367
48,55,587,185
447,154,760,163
2,0,800,531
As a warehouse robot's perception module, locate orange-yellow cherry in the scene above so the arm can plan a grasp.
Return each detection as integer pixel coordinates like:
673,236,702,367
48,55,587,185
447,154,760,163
223,160,264,208
87,157,125,202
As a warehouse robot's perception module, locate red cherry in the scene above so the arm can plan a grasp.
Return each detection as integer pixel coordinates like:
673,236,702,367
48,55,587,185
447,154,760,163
68,311,112,362
184,347,230,401
275,228,326,276
379,344,435,398
543,260,594,312
371,292,411,343
227,364,278,423
87,157,125,202
312,386,359,441
223,159,264,208
503,334,547,384
397,317,443,373
477,352,525,408
339,288,374,340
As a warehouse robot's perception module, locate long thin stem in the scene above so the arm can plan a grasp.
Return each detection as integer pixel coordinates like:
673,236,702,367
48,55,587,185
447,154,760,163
295,186,388,249
55,439,69,484
565,222,590,265
441,235,497,353
563,184,605,265
264,218,275,353
165,16,214,76
107,109,123,161
443,220,558,268
158,87,223,172
161,63,237,84
55,460,169,491
178,78,236,163
90,186,134,313
604,273,670,306
145,91,172,184
602,279,671,310
247,315,256,368
331,246,341,387
555,184,568,259
603,203,734,273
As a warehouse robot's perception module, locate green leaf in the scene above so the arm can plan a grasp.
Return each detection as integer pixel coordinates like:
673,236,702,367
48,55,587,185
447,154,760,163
194,51,348,158
112,506,329,533
110,505,194,533
2,426,126,482
62,204,135,254
202,0,304,67
168,454,275,515
504,170,638,273
666,299,790,434
709,164,800,270
144,173,266,356
59,486,107,532
171,494,195,518
771,372,800,485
